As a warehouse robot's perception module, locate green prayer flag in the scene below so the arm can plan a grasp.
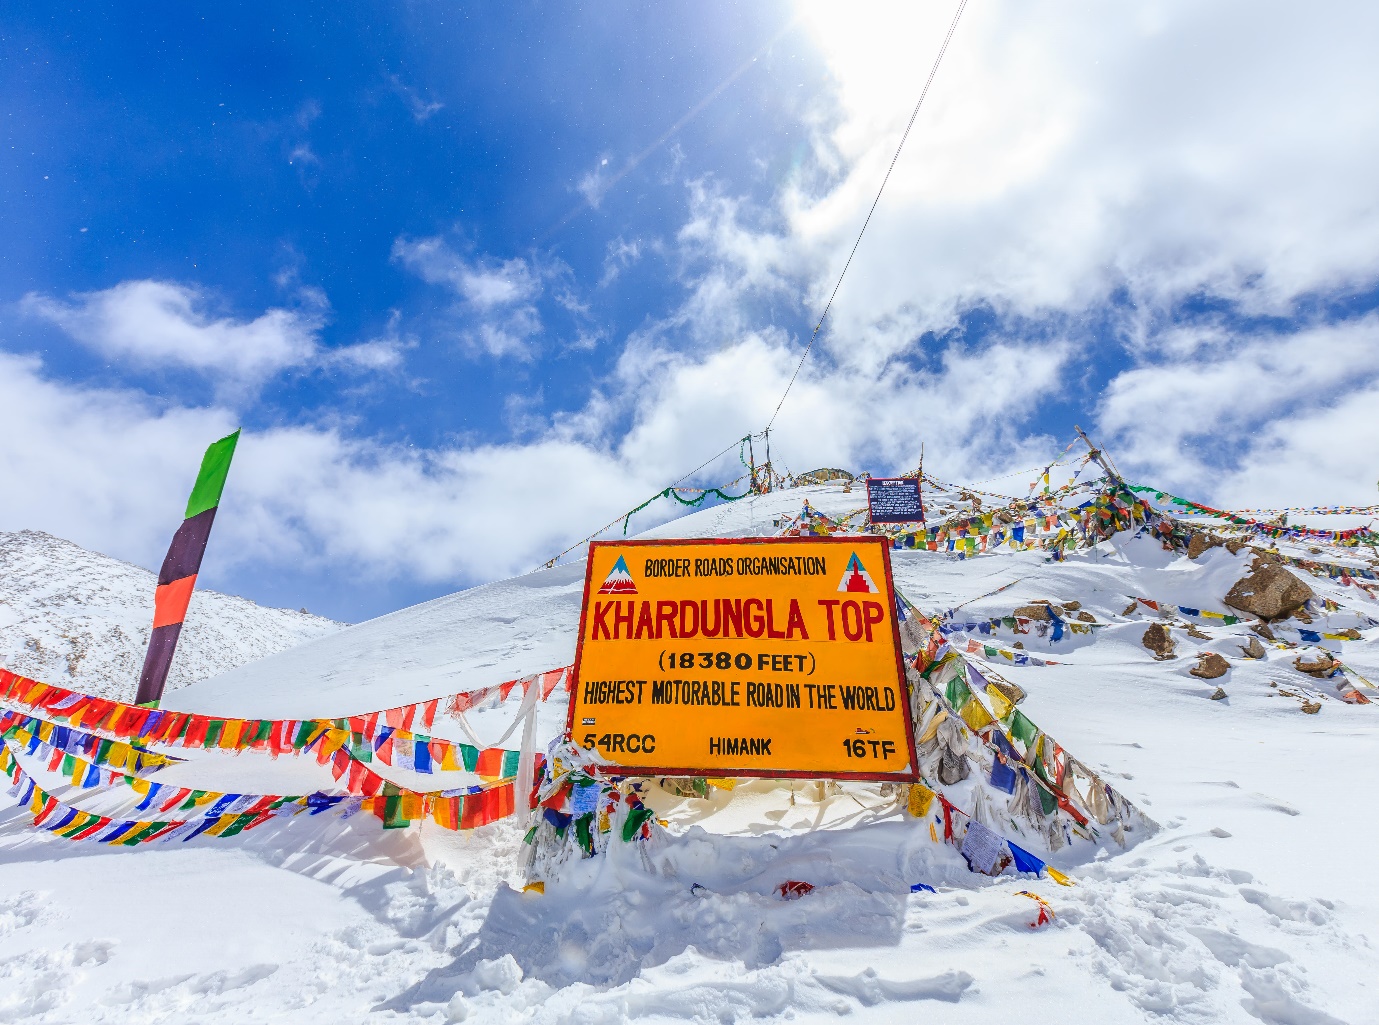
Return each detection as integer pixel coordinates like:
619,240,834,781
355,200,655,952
945,675,972,710
501,749,521,779
184,430,240,519
293,722,318,749
217,813,255,838
122,822,166,845
622,805,655,842
1007,710,1039,747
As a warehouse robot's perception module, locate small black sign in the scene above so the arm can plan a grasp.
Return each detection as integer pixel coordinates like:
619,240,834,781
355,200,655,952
866,477,925,524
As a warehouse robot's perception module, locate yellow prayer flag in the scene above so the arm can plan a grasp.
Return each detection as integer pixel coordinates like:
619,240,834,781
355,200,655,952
958,696,995,732
706,778,736,791
984,684,1014,721
1045,866,1074,886
218,720,244,749
318,730,347,759
907,783,935,818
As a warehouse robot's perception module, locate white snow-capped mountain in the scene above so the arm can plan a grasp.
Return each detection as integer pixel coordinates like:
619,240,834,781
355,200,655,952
0,529,343,700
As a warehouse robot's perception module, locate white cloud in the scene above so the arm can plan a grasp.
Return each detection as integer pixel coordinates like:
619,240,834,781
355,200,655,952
324,337,412,373
21,280,325,386
10,0,1379,602
387,75,444,123
0,350,654,584
1097,315,1379,498
774,0,1379,344
0,329,1068,592
592,0,1379,505
391,236,546,358
600,236,644,287
0,351,239,563
577,154,614,210
21,279,411,388
1211,385,1379,509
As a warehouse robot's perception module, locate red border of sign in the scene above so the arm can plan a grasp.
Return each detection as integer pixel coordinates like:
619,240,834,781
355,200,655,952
564,536,919,782
865,476,926,524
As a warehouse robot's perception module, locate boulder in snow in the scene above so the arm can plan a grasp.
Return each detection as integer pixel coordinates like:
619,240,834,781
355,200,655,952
1190,652,1230,679
1224,565,1314,621
1142,622,1176,660
1187,532,1225,560
1293,653,1338,677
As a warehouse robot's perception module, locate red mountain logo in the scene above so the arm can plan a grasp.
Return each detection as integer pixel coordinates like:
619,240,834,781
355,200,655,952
597,555,638,595
837,552,878,593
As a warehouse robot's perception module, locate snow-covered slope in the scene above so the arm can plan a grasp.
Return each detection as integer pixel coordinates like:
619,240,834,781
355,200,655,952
171,484,888,720
3,487,1379,1024
0,529,342,701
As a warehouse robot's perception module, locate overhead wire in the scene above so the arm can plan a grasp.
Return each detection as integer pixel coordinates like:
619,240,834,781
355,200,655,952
537,434,757,569
765,0,969,433
536,2,970,570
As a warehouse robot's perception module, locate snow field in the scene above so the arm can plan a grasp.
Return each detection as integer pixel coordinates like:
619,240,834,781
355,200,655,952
2,483,1378,1023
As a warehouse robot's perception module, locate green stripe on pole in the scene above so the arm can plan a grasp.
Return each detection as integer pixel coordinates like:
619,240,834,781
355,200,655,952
184,430,241,519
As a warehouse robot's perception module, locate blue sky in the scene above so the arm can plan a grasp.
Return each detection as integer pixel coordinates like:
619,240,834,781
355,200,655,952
4,3,815,437
4,2,1379,623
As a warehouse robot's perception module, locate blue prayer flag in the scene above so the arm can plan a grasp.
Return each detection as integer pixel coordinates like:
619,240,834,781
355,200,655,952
1008,841,1045,876
182,816,221,842
206,793,239,817
990,755,1017,794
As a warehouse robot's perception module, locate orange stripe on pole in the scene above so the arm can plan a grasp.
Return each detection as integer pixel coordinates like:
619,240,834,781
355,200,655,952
152,575,198,629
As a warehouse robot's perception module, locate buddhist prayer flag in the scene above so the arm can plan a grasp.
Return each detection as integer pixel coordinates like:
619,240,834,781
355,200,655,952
135,430,240,706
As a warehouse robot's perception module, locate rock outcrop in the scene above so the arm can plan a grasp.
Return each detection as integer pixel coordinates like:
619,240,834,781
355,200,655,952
1190,652,1230,679
1143,623,1176,660
1187,532,1225,560
1224,565,1314,621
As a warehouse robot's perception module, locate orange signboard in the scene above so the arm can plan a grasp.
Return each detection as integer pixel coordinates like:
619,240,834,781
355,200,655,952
565,537,917,781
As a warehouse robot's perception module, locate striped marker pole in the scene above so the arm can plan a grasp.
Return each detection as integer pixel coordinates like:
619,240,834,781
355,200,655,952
134,431,240,707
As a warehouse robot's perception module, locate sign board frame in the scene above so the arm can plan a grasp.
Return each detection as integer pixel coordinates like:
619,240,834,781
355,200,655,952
866,476,925,524
564,536,918,782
